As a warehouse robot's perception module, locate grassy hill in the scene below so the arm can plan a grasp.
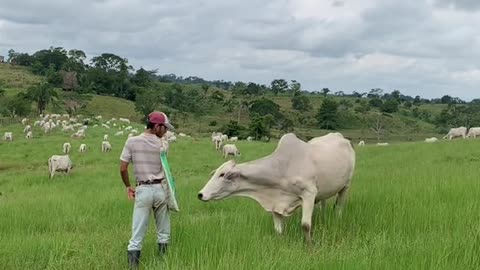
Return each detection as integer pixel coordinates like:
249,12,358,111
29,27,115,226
0,63,446,141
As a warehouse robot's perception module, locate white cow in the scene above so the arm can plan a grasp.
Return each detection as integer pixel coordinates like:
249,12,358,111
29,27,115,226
467,127,480,138
21,118,28,125
443,127,467,140
179,133,187,137
131,129,138,135
3,132,13,141
25,131,33,139
79,144,87,153
229,136,238,142
103,134,109,141
358,140,365,146
425,137,438,143
115,131,124,136
63,125,75,132
247,136,253,142
63,142,71,154
167,135,177,142
376,142,389,146
23,125,31,134
222,144,241,158
213,136,223,150
125,126,132,131
102,123,110,129
198,133,355,244
221,134,228,141
48,155,73,179
102,141,112,152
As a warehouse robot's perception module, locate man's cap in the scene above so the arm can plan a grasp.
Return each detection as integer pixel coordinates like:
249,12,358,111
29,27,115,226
148,111,175,130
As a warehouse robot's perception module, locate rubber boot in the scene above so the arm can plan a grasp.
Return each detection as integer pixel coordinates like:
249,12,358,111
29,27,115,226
158,243,168,256
127,250,141,270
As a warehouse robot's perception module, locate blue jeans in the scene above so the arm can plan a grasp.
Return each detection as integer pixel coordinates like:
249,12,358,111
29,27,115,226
127,184,170,251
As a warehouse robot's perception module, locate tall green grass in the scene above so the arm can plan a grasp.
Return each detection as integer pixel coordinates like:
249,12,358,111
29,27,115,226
0,123,479,269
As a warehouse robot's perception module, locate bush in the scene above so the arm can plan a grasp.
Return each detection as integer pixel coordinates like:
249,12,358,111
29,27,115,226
221,120,245,137
209,120,217,126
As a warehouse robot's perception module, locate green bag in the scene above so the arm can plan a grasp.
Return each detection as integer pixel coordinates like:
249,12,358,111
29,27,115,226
160,152,180,212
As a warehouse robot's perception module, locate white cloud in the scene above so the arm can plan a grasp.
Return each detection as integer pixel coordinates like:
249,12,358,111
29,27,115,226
0,0,480,100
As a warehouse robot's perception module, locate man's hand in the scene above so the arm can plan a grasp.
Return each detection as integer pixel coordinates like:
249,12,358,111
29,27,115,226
127,186,135,200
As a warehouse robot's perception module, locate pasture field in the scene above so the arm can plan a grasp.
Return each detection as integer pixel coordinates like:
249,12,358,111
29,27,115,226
1,123,480,270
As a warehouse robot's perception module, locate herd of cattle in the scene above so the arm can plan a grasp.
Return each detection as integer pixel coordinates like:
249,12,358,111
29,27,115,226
1,114,182,178
355,126,480,146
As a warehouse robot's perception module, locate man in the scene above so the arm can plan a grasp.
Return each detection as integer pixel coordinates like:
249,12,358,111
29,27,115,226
120,111,175,269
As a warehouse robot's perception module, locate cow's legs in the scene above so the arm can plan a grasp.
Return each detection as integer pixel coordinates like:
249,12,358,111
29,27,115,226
301,194,316,245
334,186,349,217
272,212,284,234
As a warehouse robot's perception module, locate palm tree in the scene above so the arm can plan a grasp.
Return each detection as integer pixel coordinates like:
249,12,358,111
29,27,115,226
26,83,58,114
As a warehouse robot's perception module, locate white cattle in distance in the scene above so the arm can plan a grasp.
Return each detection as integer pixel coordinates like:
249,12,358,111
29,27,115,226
3,132,13,141
21,118,28,125
63,142,71,154
221,134,228,141
376,142,389,146
23,125,31,134
179,133,187,137
213,136,223,150
102,141,112,152
229,136,238,142
104,134,109,141
48,155,73,179
247,136,253,142
425,137,438,143
25,131,33,139
79,144,87,153
119,118,130,123
358,140,365,146
167,135,177,142
223,144,241,158
102,123,110,129
467,127,480,138
115,131,124,136
198,133,355,244
443,127,467,140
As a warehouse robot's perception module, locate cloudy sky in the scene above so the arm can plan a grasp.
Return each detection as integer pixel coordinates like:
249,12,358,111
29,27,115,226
1,0,480,100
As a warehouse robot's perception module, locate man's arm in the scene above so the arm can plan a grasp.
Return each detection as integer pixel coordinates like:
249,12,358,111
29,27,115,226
120,161,135,200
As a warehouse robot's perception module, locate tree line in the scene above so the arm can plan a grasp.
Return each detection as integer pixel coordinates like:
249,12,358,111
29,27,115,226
1,46,479,139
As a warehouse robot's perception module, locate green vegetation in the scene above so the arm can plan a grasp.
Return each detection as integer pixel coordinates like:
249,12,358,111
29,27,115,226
0,123,479,269
2,46,480,142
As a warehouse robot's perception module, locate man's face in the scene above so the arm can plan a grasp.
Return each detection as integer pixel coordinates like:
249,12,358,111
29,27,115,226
154,124,167,138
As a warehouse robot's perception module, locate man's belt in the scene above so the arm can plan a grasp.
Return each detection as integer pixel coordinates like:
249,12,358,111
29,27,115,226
136,178,164,186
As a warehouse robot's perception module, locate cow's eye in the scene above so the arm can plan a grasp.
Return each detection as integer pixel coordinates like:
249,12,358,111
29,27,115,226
219,173,225,178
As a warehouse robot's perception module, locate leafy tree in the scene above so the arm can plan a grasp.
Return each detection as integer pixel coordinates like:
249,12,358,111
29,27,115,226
291,94,312,112
289,80,301,96
91,53,131,73
368,88,383,98
45,64,64,87
316,98,339,129
222,121,245,137
249,97,281,118
201,84,210,97
1,94,31,117
391,90,401,102
32,47,69,73
380,99,399,113
369,98,383,108
232,81,247,96
135,89,161,121
413,95,422,106
245,82,263,96
321,88,330,97
249,115,272,140
440,95,452,104
271,79,289,95
210,90,224,102
26,83,59,114
131,68,157,87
